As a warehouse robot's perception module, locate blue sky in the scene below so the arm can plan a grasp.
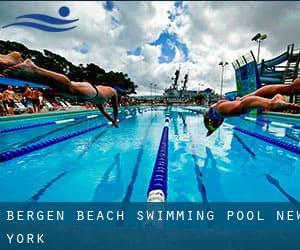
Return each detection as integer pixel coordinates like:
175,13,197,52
126,1,189,64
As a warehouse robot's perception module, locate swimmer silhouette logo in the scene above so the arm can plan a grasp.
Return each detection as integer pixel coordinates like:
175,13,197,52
2,6,79,32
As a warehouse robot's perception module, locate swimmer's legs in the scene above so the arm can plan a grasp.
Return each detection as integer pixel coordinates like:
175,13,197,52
243,78,300,99
218,94,299,115
4,59,76,93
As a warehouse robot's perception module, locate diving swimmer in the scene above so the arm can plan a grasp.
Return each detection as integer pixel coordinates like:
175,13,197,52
3,58,133,127
204,78,300,136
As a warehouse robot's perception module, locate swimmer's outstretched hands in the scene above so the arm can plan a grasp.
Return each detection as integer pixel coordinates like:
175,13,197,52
112,119,119,128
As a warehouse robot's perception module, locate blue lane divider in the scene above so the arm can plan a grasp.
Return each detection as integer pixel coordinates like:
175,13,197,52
234,126,300,155
147,116,170,202
0,113,101,134
0,113,135,163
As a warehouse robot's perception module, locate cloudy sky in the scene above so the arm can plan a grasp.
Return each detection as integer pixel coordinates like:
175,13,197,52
0,1,300,95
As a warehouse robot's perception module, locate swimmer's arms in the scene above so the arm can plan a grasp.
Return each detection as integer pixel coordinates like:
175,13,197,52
96,103,119,128
111,92,119,127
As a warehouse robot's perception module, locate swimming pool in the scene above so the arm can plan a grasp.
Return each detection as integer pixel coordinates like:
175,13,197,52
0,106,299,202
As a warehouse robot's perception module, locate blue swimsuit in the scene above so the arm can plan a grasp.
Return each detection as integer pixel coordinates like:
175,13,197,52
208,107,225,122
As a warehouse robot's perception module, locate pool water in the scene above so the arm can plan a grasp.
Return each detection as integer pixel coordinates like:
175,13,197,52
0,106,299,202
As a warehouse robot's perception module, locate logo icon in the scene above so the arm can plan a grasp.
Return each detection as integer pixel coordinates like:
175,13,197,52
2,6,79,32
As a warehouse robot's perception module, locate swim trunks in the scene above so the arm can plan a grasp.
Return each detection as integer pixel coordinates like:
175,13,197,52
207,107,225,122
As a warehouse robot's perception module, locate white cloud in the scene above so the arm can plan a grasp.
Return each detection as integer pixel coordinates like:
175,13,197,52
0,1,299,96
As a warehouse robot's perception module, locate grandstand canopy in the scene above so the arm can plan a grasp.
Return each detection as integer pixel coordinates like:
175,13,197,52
0,77,48,89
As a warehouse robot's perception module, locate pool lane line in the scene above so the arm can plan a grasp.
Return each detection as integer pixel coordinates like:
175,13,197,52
2,116,103,152
27,152,120,202
233,133,256,158
77,129,108,160
0,107,140,135
0,112,137,163
233,126,300,155
179,107,300,130
78,109,145,159
27,172,67,202
266,174,299,205
21,110,140,201
92,153,121,202
147,116,170,202
238,116,300,145
121,117,154,203
2,109,130,152
0,113,102,135
180,108,299,154
178,112,208,203
173,114,179,135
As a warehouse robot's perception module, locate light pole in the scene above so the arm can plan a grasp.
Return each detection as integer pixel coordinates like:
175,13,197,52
251,33,267,63
219,61,228,99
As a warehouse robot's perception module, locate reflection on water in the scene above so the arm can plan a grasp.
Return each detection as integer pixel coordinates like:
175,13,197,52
92,153,123,202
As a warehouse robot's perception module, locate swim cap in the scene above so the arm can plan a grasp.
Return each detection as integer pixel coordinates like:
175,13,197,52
203,110,224,136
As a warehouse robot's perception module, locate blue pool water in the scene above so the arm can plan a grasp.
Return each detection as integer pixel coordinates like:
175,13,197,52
0,106,299,202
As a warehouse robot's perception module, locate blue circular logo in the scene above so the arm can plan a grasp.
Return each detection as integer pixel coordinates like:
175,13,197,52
59,6,70,17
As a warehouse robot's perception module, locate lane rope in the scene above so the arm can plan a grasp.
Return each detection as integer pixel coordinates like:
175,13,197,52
147,116,170,202
0,112,136,163
234,126,300,155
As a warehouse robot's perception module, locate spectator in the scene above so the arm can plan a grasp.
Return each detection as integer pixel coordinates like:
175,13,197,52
22,84,34,113
31,88,39,112
37,89,44,112
0,89,7,116
3,85,16,115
